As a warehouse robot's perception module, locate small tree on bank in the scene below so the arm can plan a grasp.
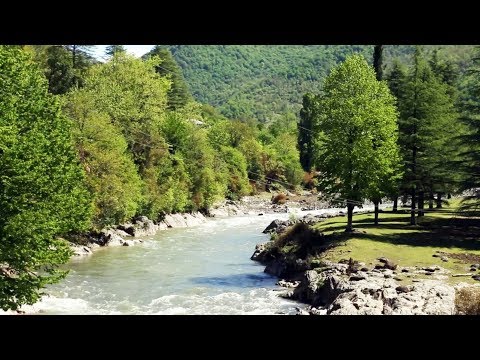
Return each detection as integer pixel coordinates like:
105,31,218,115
315,54,400,232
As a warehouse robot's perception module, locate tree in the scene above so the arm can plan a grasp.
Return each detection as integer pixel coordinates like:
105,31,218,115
64,45,94,69
75,52,172,219
105,45,126,57
64,91,143,228
314,54,399,232
395,47,457,223
458,47,480,214
298,93,317,171
386,59,408,211
373,45,384,81
145,46,191,110
0,46,92,311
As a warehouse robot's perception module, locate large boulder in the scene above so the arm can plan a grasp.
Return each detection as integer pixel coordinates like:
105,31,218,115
132,216,158,236
262,220,284,234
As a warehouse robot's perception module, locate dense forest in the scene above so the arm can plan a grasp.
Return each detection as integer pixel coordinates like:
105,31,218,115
1,44,480,311
167,45,475,122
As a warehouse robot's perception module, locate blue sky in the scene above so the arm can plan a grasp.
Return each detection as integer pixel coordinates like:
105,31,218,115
93,45,154,61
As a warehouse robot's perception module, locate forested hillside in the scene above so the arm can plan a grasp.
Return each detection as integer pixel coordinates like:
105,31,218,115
168,45,474,122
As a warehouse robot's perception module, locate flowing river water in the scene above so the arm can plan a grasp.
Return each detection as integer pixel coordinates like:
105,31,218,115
13,206,382,315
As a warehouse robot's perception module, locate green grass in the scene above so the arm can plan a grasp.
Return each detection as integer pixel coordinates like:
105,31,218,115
312,199,480,285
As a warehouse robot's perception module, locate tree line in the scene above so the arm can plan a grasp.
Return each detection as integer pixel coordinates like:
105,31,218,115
298,45,479,231
0,45,305,310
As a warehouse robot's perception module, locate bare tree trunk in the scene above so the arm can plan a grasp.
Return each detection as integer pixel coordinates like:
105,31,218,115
418,191,424,217
410,188,416,225
429,189,434,209
374,200,379,225
346,203,354,232
436,192,442,208
393,197,398,212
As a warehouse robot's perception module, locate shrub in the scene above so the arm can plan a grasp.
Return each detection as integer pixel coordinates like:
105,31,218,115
456,287,480,315
272,222,323,259
302,171,318,189
272,193,287,205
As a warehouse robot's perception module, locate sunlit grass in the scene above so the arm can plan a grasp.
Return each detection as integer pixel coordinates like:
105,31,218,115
311,199,480,285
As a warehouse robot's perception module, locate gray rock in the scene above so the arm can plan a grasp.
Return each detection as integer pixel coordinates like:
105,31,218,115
472,275,480,281
251,242,269,262
122,240,135,246
262,220,283,234
395,285,411,293
378,257,389,264
70,244,92,256
441,256,449,262
349,275,366,281
308,307,327,315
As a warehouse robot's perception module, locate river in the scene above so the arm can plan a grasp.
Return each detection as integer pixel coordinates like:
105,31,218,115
18,206,381,315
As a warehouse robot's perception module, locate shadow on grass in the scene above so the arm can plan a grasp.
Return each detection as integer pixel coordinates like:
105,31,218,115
325,216,480,251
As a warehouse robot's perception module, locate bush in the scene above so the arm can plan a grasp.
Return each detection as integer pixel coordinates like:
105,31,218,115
456,287,480,315
303,171,318,189
272,222,323,259
272,193,287,205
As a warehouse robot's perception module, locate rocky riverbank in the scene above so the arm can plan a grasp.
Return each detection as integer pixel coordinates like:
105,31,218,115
252,211,480,315
69,212,207,257
208,192,331,217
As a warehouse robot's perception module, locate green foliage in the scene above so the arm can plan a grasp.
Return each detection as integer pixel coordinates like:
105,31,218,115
71,52,172,218
391,47,460,207
458,47,480,213
145,46,192,110
314,54,400,230
105,45,126,57
167,45,475,122
218,146,251,199
0,46,92,311
63,91,143,228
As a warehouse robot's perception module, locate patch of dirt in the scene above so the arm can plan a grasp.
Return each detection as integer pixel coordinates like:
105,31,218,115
437,251,480,263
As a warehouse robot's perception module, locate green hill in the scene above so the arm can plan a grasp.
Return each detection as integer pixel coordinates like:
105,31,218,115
167,45,474,122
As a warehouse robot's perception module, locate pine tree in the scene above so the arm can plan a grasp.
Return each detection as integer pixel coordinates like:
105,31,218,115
458,47,480,213
298,93,317,171
0,46,92,311
105,45,127,57
145,46,191,110
396,47,457,223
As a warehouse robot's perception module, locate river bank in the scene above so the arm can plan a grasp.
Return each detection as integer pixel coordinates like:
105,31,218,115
251,203,480,315
68,192,328,257
6,211,311,315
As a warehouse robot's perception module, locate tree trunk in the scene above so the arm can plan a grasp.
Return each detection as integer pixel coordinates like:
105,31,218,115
436,192,442,208
392,197,398,212
373,45,384,81
418,191,424,217
346,203,354,232
374,200,379,225
429,189,434,209
72,45,76,68
410,188,416,225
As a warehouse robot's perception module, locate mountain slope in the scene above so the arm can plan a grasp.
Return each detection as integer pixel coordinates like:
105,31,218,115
168,45,474,122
